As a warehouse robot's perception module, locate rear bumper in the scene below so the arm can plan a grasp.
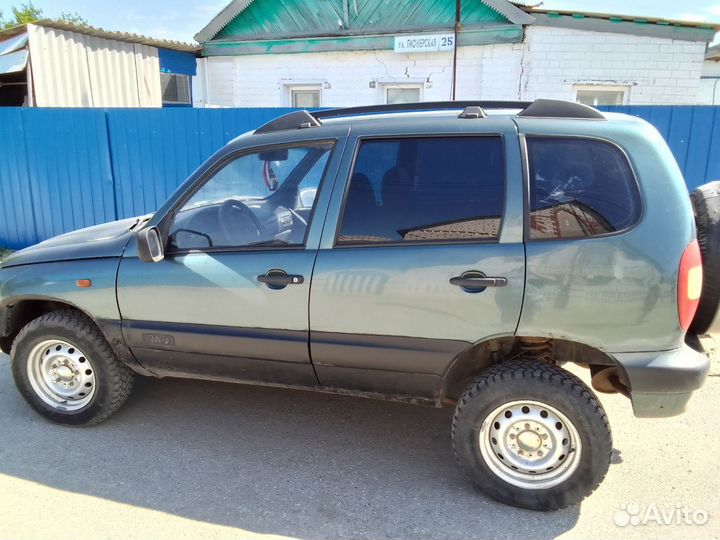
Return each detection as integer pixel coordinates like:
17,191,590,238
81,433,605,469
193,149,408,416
614,344,710,418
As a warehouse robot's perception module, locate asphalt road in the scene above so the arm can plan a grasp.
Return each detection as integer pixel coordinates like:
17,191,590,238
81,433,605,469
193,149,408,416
0,342,718,540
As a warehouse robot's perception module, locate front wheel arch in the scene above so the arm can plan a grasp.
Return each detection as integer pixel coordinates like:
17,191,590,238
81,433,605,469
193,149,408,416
0,297,149,376
1,298,95,354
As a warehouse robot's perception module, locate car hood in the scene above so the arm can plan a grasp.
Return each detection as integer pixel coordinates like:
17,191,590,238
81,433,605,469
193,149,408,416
0,216,148,268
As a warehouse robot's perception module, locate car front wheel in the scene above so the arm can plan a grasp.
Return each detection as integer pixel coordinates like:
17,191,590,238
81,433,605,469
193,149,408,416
452,360,612,510
11,310,134,426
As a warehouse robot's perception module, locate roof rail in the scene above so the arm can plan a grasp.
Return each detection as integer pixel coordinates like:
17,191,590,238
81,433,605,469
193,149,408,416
313,101,532,120
252,99,604,134
517,99,605,120
254,110,321,135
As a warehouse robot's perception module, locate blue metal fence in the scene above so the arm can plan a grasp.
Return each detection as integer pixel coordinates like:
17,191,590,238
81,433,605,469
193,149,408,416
1,105,719,249
601,105,720,190
0,107,293,249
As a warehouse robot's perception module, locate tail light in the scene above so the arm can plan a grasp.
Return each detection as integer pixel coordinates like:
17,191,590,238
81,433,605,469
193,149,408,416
678,239,703,331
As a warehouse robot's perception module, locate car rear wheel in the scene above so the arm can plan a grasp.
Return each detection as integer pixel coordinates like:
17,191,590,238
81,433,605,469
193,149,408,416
11,310,134,426
452,360,612,510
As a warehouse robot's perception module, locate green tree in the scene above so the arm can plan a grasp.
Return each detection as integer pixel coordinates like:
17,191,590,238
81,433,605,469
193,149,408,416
58,11,88,26
0,2,88,29
1,1,43,28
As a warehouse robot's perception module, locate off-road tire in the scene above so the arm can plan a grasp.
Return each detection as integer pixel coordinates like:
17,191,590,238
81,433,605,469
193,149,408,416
11,310,134,426
690,181,720,335
452,360,612,510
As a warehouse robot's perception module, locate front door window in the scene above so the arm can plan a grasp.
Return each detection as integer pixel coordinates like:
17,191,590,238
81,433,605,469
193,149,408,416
169,143,333,251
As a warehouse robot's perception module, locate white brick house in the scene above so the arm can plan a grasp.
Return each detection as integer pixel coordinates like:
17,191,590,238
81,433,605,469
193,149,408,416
192,0,718,108
700,44,720,104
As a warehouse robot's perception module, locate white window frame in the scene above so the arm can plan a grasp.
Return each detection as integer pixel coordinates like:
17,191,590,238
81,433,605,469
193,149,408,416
382,83,423,105
574,84,629,106
284,83,322,108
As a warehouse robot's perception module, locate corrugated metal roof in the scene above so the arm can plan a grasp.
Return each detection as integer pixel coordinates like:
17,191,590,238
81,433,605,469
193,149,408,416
0,49,27,75
0,31,28,74
511,2,720,31
0,32,28,55
0,19,199,52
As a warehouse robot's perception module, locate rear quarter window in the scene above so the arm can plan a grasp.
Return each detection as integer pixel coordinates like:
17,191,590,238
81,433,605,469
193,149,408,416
527,137,641,240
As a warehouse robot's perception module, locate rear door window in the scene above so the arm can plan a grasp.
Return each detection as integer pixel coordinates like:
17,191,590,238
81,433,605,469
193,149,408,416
526,137,641,240
337,136,505,244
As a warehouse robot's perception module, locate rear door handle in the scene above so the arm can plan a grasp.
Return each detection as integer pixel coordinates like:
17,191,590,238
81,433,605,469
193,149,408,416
257,271,304,289
449,275,508,290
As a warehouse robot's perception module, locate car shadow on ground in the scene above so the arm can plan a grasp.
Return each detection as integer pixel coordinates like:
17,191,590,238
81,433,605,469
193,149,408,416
0,359,580,539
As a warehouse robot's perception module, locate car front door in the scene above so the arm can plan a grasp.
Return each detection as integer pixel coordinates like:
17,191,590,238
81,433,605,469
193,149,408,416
117,138,342,386
309,118,526,400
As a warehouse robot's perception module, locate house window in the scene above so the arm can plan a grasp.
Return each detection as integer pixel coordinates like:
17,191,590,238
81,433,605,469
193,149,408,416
289,86,321,108
575,85,627,106
161,73,191,105
385,85,422,104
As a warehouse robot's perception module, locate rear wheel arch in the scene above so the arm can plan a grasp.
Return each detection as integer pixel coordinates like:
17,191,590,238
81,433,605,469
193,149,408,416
440,336,628,404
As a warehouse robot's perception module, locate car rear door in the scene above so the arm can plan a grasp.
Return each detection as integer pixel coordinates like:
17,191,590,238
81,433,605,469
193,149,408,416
309,116,525,400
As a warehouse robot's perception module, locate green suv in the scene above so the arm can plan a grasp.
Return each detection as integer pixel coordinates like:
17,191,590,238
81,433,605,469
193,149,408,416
0,100,714,510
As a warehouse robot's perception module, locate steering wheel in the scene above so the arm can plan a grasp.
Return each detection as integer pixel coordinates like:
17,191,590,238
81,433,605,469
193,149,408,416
218,199,264,245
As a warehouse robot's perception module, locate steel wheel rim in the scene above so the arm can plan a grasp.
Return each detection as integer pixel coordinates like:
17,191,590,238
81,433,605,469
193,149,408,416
26,339,96,411
479,399,582,489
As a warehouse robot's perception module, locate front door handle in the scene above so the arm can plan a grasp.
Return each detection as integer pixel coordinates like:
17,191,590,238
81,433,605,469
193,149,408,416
450,273,508,292
257,270,304,289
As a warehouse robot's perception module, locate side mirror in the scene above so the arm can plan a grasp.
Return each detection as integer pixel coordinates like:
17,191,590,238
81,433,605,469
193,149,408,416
137,226,164,263
297,187,317,209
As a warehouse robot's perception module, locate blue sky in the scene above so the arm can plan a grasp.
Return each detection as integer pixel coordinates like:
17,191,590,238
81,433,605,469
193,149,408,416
0,0,718,43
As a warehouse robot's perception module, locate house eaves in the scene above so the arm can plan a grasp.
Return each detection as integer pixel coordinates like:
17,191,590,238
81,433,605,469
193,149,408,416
512,3,719,42
482,0,534,25
195,0,255,43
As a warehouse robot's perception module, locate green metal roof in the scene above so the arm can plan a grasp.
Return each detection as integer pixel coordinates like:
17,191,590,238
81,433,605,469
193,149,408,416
198,0,718,51
196,0,535,41
196,0,534,55
218,0,504,40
